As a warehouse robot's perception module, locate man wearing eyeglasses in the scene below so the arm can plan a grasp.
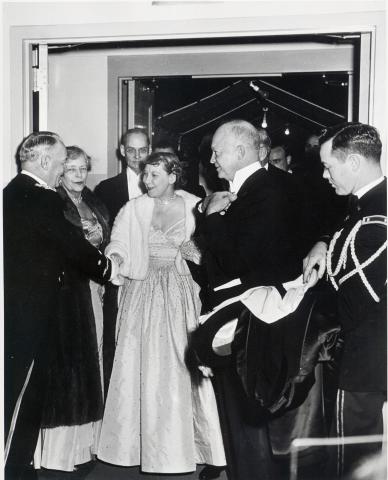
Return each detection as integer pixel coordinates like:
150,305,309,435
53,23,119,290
94,127,150,395
95,128,151,226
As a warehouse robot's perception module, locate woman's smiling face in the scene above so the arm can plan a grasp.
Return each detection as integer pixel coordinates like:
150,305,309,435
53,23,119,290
142,163,176,198
61,155,89,194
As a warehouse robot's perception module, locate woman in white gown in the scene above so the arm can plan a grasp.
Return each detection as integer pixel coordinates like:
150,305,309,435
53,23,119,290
97,152,225,473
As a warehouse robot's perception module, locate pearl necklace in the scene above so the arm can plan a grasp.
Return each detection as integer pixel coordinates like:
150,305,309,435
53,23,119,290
155,194,177,206
64,188,83,206
70,194,83,206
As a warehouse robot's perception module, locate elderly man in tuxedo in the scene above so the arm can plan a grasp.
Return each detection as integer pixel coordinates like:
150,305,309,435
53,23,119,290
4,131,113,480
94,127,150,392
197,120,301,480
303,122,387,477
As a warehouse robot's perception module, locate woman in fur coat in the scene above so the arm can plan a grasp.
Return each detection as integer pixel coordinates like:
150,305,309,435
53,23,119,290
33,146,110,471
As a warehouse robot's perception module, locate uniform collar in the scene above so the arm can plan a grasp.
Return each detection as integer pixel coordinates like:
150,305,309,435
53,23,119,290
354,176,384,199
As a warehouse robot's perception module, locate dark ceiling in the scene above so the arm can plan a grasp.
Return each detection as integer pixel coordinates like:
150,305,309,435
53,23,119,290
144,72,350,156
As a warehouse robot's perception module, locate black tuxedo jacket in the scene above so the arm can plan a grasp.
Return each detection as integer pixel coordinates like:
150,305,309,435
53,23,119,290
202,166,301,307
329,178,387,392
3,173,111,462
94,170,129,227
268,163,321,257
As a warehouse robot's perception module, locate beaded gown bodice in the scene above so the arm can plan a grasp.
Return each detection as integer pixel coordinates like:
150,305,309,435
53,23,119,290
149,217,185,262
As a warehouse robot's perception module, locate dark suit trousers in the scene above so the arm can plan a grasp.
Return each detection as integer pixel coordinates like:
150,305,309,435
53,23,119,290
213,368,275,480
5,356,46,480
326,389,385,478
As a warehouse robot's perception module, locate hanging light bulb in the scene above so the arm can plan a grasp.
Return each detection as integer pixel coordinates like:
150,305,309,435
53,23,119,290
249,81,260,92
284,126,290,135
261,107,268,129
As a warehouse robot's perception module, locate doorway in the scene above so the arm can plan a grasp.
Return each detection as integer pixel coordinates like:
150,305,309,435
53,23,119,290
29,33,371,187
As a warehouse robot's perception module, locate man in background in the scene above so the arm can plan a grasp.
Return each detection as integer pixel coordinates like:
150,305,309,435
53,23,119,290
269,144,292,172
94,127,150,226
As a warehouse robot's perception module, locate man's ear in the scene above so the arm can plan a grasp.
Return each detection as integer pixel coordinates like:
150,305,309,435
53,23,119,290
40,154,50,170
286,155,292,166
348,153,361,172
120,145,125,157
236,144,245,160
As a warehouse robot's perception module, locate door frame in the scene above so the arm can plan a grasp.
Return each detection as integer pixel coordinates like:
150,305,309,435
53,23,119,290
7,19,380,186
24,28,375,136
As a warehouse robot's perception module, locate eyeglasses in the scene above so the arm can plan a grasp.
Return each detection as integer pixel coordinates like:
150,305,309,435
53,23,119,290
64,167,88,174
125,146,149,157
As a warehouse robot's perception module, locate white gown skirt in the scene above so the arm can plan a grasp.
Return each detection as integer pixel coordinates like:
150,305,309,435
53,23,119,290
97,257,225,473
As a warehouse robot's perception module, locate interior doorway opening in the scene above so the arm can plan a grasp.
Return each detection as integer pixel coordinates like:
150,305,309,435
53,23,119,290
29,31,370,187
121,71,351,191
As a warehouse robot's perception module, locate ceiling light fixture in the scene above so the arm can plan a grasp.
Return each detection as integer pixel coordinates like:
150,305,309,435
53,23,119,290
261,107,268,129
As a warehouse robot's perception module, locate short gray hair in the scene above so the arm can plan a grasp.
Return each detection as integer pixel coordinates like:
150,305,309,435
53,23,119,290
19,131,61,164
66,145,92,171
222,119,268,151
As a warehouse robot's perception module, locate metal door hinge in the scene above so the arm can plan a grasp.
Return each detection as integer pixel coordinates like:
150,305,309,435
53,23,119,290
32,45,48,93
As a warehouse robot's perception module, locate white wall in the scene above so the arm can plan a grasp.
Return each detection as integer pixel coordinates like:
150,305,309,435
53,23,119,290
48,54,108,189
2,1,386,185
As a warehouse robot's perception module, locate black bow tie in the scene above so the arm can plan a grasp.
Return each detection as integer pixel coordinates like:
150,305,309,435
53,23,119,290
348,194,360,216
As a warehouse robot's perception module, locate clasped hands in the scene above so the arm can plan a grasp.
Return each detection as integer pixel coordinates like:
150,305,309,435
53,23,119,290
108,253,125,284
202,191,237,216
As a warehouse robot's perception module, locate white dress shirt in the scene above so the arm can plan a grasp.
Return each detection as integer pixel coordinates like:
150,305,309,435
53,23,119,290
229,161,267,194
126,167,143,200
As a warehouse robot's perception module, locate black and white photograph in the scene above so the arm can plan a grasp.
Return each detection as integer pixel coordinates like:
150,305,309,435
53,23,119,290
2,1,387,480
